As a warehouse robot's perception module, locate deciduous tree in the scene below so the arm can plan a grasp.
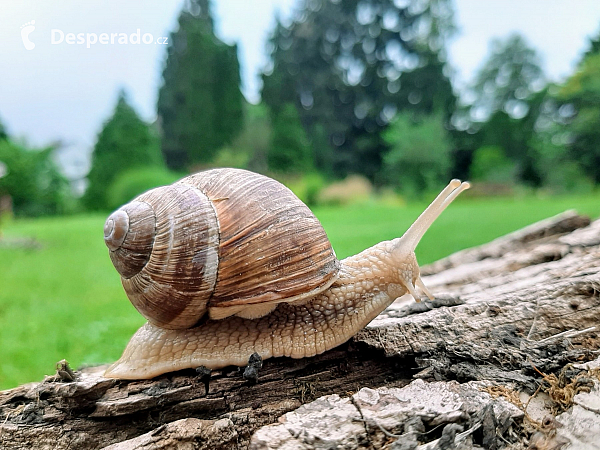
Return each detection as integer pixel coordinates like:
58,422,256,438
262,0,456,180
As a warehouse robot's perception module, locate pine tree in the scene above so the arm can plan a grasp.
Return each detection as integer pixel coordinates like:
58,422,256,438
83,91,163,211
157,0,244,170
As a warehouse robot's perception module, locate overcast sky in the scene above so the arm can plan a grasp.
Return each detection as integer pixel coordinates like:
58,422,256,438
2,0,600,179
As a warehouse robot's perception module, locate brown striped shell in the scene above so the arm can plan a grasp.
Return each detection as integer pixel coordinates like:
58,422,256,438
103,168,339,330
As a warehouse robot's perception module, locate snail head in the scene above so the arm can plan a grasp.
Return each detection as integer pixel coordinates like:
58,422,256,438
388,179,470,301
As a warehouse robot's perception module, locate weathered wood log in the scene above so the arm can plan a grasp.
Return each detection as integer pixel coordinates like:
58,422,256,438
1,211,599,449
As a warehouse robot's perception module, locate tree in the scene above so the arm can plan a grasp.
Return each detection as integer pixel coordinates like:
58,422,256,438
461,34,546,186
580,26,600,62
0,115,7,141
157,0,244,170
268,104,312,173
469,145,515,183
0,140,72,216
382,112,451,197
557,53,600,183
262,0,456,180
83,91,163,211
213,103,273,173
469,33,544,122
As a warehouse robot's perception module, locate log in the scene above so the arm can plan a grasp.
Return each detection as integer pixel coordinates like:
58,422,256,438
1,211,599,449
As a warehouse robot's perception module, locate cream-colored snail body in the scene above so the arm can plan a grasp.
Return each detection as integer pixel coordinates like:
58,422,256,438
103,168,469,379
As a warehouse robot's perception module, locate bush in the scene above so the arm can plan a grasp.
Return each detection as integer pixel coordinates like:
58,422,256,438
279,172,326,207
209,103,273,172
212,146,252,169
317,175,372,206
106,167,184,210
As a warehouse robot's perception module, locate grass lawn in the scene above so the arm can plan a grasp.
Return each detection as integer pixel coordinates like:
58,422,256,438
1,192,599,389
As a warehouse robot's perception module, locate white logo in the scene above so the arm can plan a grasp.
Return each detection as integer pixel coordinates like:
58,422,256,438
19,21,168,50
21,20,36,50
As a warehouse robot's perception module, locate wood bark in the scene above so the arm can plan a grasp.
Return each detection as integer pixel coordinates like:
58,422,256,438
1,211,599,449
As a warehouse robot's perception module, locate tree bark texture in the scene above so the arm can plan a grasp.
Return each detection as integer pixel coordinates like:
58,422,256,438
1,210,599,449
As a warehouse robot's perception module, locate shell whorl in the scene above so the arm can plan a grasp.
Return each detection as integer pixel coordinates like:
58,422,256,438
105,168,339,331
104,210,129,251
105,185,220,330
105,201,156,279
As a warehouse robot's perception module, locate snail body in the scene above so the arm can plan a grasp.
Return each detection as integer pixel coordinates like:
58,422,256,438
103,168,469,379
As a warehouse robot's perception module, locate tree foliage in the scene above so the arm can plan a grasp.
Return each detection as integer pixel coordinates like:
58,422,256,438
157,0,244,170
268,103,312,173
214,103,272,173
455,34,547,186
469,34,544,122
469,145,515,183
528,118,592,193
557,53,600,183
262,0,456,180
83,92,163,211
382,112,451,197
0,140,72,216
0,115,7,141
580,26,600,62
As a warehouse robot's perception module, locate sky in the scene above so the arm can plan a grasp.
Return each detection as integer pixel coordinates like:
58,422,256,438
2,0,600,181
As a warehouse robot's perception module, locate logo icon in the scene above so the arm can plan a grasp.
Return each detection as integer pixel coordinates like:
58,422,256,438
21,20,36,50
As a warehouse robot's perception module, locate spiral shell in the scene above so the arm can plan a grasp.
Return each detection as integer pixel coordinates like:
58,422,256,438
104,168,339,329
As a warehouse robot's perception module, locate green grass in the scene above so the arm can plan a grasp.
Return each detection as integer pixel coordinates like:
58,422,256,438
316,193,600,262
1,193,599,389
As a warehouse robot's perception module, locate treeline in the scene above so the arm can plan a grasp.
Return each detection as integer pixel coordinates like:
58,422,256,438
2,0,600,216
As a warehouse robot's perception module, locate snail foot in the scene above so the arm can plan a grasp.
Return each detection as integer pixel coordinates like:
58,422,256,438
195,365,212,394
243,352,263,384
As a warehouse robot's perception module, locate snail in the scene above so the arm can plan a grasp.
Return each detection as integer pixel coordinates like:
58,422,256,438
103,168,469,379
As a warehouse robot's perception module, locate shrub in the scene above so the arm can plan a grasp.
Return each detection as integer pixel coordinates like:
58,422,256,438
279,172,326,207
317,175,373,206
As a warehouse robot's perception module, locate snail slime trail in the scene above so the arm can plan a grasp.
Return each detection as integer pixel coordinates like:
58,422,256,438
103,168,469,379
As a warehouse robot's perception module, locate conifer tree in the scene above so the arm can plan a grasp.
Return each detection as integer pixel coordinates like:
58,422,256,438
268,104,312,174
157,0,244,170
83,91,163,210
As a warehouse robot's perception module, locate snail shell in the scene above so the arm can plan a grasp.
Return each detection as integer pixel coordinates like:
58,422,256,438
104,168,339,330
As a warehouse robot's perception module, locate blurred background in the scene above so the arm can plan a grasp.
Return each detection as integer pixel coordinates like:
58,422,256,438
1,0,600,389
